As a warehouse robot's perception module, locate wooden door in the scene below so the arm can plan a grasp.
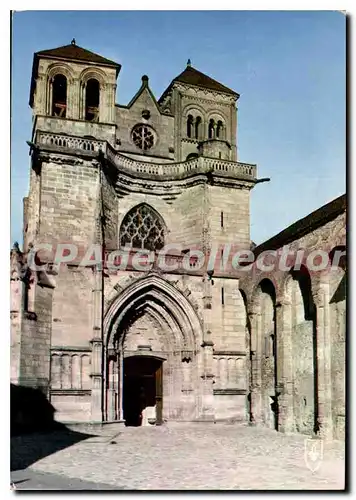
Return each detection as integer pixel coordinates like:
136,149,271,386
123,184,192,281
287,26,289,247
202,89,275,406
155,364,163,425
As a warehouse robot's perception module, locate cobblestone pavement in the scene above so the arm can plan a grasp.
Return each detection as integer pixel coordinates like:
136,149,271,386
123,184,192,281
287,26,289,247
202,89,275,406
10,469,120,490
18,423,345,490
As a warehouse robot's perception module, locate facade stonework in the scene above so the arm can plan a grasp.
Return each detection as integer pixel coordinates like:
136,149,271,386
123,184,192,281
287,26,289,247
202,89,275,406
11,42,346,440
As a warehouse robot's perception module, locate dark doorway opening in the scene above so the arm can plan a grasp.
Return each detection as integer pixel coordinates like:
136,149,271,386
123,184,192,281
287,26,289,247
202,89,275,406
123,356,163,427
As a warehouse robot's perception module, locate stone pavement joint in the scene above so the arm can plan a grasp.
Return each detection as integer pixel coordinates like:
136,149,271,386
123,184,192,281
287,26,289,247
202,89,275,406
16,424,345,490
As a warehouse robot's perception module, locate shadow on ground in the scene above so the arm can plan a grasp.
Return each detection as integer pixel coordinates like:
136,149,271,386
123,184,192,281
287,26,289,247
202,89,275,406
11,384,93,471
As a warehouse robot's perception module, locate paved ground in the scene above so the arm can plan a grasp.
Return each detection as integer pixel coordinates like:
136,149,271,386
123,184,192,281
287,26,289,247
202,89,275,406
11,423,345,490
11,469,119,490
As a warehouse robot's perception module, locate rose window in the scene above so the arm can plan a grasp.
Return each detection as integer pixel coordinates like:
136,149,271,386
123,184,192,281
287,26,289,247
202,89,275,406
131,124,155,151
120,204,165,251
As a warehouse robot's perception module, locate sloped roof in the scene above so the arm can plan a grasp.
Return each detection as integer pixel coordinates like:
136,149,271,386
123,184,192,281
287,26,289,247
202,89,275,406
35,43,120,68
29,42,121,107
253,194,346,256
163,64,238,98
174,65,238,95
158,64,239,104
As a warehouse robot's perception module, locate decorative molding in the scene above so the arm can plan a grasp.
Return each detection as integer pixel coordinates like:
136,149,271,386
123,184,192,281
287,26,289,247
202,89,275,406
174,83,237,103
213,350,247,357
213,388,247,395
38,152,87,166
50,389,91,396
51,346,91,353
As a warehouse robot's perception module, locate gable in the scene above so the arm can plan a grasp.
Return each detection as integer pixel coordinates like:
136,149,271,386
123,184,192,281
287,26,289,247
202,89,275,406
126,76,162,115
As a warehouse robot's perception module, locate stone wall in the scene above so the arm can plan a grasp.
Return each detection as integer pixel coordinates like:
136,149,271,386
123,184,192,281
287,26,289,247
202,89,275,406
115,82,175,161
36,157,99,248
169,83,238,162
239,205,346,439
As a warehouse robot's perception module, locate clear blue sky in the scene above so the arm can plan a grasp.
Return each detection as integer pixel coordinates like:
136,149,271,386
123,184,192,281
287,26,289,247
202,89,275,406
11,10,346,246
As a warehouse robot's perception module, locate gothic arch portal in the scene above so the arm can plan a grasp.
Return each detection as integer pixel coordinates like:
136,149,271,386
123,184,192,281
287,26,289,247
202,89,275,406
105,274,202,351
103,274,203,423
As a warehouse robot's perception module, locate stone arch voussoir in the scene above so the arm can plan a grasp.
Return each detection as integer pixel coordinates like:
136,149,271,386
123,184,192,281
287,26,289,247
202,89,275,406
104,274,202,353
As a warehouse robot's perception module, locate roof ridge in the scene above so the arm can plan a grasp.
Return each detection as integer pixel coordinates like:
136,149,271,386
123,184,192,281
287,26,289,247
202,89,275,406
254,194,346,255
173,64,238,96
35,43,120,68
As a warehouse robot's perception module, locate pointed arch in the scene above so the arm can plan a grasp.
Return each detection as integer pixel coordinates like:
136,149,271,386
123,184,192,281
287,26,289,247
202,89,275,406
104,274,203,351
119,203,166,251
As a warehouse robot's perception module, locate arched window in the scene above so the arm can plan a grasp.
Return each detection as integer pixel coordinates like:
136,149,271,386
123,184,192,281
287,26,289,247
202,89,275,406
216,120,224,139
186,153,198,160
208,119,215,139
187,115,194,138
52,74,67,118
85,78,100,122
195,116,202,139
120,204,165,251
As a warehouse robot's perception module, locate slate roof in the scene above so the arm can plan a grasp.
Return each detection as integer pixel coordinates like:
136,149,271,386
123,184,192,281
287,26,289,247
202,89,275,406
29,43,120,107
253,194,346,257
35,43,120,68
173,65,238,96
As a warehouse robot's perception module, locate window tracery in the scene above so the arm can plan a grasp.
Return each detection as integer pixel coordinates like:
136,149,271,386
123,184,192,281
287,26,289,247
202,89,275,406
120,204,165,251
131,124,155,150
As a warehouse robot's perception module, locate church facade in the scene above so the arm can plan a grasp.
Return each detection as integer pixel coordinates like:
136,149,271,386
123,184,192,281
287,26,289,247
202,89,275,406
10,42,346,440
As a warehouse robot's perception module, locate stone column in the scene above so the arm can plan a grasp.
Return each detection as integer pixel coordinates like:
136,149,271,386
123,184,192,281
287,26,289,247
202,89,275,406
71,79,81,120
10,274,25,385
199,270,215,421
66,78,73,119
107,83,116,123
118,350,124,421
249,311,262,425
47,78,53,116
35,74,46,115
90,338,103,422
314,284,333,440
232,102,238,161
99,84,107,123
81,83,86,120
275,299,295,433
107,354,117,422
90,268,103,422
200,339,215,421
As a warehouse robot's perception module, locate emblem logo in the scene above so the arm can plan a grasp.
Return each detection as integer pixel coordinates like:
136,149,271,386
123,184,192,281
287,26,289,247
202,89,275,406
304,437,323,472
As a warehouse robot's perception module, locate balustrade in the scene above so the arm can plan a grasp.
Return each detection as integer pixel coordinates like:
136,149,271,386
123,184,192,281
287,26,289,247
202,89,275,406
35,131,257,179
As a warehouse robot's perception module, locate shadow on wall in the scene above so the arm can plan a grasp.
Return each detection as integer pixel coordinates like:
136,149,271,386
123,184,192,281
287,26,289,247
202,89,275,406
11,384,93,471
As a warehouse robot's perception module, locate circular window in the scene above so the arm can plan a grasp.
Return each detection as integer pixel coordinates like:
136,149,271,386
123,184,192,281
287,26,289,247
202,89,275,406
131,124,155,151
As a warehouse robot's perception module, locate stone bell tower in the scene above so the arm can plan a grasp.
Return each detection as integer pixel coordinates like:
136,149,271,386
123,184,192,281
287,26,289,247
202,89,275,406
158,60,250,252
25,40,121,253
158,59,239,163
